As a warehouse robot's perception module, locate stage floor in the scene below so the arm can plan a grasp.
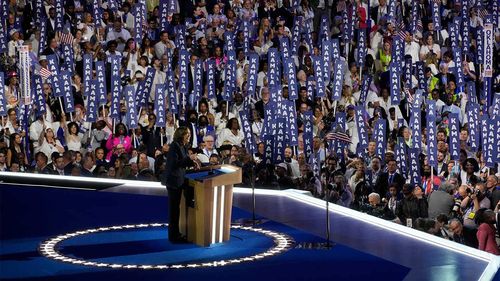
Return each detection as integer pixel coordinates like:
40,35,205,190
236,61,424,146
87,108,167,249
1,173,499,281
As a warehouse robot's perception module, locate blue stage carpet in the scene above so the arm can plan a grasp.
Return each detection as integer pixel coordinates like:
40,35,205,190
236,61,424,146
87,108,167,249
0,184,410,281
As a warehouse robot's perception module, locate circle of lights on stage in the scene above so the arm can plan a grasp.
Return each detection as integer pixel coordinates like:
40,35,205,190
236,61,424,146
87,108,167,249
39,223,295,270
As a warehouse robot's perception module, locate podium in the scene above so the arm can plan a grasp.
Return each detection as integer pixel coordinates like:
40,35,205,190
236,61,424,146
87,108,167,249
180,165,242,247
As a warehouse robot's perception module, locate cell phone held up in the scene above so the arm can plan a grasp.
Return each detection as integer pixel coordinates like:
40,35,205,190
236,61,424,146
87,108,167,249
406,218,412,228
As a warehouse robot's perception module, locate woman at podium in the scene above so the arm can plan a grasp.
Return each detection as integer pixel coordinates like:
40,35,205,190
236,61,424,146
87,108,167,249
164,127,200,243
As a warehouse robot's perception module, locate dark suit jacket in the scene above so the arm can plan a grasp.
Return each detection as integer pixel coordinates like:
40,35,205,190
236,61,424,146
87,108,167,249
164,141,195,189
41,47,64,66
492,189,500,211
45,163,59,175
64,162,76,175
437,162,447,176
33,165,53,174
51,167,70,176
141,125,166,157
454,227,478,249
80,168,94,177
375,172,406,197
46,18,56,40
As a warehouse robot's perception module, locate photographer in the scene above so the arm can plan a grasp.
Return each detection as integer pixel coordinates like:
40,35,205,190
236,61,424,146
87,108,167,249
323,175,352,208
352,180,372,209
448,218,479,248
275,163,295,190
396,184,428,226
297,164,322,198
322,155,344,181
357,192,396,220
428,182,455,219
462,183,491,230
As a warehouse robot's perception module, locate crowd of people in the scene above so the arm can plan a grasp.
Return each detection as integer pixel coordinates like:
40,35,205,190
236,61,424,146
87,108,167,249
0,0,499,254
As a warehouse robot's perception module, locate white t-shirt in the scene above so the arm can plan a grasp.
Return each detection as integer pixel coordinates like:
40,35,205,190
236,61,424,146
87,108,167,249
217,128,244,147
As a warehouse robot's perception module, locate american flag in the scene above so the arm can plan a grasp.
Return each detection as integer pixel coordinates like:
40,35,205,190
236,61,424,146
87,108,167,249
404,87,414,103
58,31,74,45
394,18,407,41
416,19,423,33
478,8,489,20
396,30,407,41
39,67,52,80
326,131,352,143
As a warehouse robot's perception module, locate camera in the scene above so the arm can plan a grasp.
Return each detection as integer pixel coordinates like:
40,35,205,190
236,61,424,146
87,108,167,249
475,189,482,198
466,187,472,195
327,183,341,192
452,199,461,213
327,183,337,191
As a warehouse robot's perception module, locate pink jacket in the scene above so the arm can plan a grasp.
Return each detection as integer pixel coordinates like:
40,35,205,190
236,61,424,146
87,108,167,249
477,223,500,255
105,135,133,160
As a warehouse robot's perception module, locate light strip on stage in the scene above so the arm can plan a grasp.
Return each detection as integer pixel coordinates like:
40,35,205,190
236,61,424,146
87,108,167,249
234,187,500,280
219,185,225,243
7,172,498,278
233,188,283,196
234,188,498,262
39,223,295,270
283,191,495,262
212,186,218,244
1,182,96,191
0,172,165,189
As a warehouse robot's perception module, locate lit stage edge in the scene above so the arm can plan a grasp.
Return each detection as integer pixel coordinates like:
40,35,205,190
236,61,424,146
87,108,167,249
38,223,295,269
2,172,500,281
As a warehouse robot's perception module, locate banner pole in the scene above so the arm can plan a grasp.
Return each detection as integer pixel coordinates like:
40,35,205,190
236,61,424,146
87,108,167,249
431,167,434,194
